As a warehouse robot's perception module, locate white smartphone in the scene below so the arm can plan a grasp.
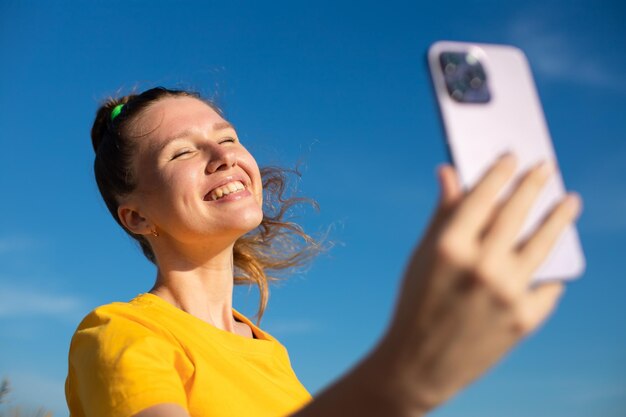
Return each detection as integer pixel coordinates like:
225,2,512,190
427,40,585,283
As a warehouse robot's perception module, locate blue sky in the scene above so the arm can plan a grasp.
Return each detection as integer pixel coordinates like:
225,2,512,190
1,1,624,416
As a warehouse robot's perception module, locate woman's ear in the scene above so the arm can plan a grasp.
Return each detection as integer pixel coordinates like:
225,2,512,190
117,203,151,236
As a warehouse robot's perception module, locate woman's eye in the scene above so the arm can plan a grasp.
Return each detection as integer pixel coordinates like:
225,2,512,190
220,137,236,144
172,150,193,160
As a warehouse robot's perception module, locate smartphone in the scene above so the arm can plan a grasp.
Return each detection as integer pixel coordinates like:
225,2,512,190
427,40,585,283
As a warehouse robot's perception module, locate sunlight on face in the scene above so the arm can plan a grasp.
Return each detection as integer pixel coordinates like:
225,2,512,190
128,96,264,246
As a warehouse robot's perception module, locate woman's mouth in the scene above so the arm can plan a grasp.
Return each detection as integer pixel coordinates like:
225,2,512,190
205,180,249,202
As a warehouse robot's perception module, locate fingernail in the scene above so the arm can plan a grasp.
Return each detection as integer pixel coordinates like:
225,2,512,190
499,152,514,161
537,160,554,176
566,193,582,212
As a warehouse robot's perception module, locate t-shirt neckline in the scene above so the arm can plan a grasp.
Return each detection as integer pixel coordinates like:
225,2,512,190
132,292,278,355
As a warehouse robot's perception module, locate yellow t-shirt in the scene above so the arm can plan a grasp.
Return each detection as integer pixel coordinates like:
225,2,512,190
65,293,313,417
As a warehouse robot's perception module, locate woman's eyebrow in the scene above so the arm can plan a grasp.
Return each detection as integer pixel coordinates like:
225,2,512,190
158,121,236,152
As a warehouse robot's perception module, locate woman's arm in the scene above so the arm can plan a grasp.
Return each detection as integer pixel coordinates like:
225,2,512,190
133,156,581,417
292,156,579,416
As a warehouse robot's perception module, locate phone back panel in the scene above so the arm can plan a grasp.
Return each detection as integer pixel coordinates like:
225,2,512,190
428,41,585,282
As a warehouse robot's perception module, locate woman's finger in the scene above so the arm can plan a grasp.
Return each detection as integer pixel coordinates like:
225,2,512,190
482,160,554,255
424,164,463,239
516,193,582,279
438,164,463,208
447,154,517,239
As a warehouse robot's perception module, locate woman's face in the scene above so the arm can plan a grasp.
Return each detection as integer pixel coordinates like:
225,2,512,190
121,96,264,247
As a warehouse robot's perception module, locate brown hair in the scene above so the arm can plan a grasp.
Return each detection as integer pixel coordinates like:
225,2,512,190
91,86,326,324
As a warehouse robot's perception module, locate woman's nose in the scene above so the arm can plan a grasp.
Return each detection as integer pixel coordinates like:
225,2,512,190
205,145,237,174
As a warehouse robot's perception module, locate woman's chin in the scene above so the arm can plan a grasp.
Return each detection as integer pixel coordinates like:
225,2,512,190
212,208,264,236
163,206,264,246
231,215,263,236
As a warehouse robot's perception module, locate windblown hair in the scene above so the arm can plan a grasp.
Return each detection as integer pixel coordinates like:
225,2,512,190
91,86,325,324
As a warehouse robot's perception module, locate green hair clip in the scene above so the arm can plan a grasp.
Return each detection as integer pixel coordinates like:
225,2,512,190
110,104,124,121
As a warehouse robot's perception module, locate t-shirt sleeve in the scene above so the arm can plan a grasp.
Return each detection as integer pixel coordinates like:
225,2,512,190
66,306,190,417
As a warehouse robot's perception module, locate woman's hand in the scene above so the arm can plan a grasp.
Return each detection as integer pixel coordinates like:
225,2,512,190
371,154,582,414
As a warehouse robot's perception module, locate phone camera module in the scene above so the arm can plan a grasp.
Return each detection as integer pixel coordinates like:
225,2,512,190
439,52,491,103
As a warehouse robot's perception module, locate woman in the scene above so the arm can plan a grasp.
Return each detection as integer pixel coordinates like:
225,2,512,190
65,87,582,417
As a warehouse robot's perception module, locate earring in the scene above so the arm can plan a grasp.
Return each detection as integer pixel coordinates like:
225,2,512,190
150,228,159,237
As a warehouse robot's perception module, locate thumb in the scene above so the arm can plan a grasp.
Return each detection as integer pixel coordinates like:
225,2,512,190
437,163,463,207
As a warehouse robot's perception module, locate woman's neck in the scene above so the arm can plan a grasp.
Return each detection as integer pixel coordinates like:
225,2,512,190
149,243,244,335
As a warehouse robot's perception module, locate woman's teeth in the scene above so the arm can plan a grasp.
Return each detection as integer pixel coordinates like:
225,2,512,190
209,180,246,201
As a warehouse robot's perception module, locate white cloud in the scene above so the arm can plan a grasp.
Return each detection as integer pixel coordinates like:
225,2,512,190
0,285,83,319
507,14,625,93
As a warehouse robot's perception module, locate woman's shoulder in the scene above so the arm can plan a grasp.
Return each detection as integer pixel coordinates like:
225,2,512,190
70,293,173,345
66,295,193,417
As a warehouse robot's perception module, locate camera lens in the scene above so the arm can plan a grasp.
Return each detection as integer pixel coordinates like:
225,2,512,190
445,62,457,74
465,54,478,65
439,51,490,103
451,89,464,100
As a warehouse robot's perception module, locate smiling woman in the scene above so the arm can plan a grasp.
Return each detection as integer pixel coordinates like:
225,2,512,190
88,87,322,322
66,85,582,417
65,87,327,417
